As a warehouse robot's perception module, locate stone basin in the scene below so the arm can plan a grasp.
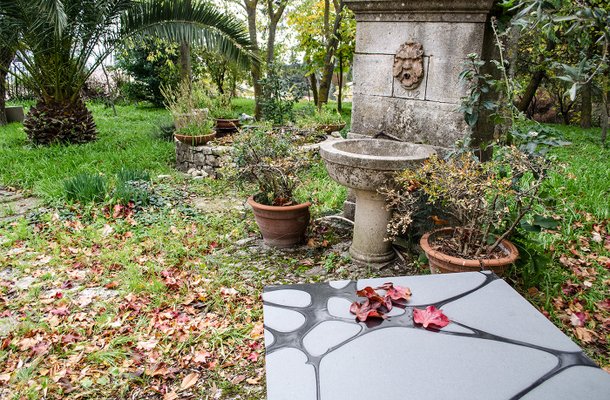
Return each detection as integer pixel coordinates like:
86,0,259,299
319,139,434,191
320,139,434,265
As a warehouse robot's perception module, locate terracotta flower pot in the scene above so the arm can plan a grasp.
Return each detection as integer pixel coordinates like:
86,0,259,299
174,131,216,146
247,196,311,248
215,118,241,137
420,227,519,276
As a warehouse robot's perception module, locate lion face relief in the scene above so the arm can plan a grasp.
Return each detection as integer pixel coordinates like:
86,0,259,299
392,42,425,90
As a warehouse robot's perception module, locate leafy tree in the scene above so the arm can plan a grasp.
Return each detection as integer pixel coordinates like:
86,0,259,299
288,0,355,108
0,0,252,145
116,37,181,106
509,0,609,136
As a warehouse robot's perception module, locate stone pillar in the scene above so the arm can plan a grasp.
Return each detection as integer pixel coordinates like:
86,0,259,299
345,0,496,148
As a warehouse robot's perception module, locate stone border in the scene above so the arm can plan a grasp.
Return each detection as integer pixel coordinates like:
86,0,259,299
175,140,231,179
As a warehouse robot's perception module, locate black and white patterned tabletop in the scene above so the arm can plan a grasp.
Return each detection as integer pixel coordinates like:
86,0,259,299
263,271,610,400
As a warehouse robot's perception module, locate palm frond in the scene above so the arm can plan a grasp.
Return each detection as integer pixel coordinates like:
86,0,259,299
121,0,254,69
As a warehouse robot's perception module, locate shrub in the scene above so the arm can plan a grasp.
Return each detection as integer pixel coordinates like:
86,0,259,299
64,173,108,203
260,64,304,125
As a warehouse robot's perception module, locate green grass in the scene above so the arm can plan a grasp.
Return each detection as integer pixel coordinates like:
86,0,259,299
0,103,174,200
544,125,610,219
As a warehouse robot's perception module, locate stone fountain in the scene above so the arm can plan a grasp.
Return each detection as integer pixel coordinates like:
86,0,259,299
320,0,497,265
320,139,434,264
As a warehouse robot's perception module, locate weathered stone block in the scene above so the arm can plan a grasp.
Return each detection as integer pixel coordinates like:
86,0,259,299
351,93,468,147
355,22,485,58
424,56,467,104
352,54,394,97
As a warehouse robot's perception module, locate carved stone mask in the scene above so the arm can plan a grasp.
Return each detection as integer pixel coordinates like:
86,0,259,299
393,42,425,90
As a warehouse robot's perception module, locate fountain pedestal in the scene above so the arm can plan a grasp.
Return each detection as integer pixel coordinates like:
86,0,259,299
350,189,394,264
320,139,434,265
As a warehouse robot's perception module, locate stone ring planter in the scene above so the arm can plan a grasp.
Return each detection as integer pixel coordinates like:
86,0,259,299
174,132,216,146
420,227,519,276
247,196,311,248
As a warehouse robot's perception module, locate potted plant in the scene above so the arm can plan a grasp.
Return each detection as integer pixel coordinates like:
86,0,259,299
173,119,216,146
298,107,346,135
385,147,548,275
161,80,209,131
233,127,310,248
210,95,240,136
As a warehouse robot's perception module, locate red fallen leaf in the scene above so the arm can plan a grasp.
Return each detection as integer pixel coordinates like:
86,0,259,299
570,312,586,327
246,352,259,362
50,306,70,316
104,281,119,289
356,286,392,311
350,299,386,322
413,306,450,329
53,291,63,299
376,282,412,302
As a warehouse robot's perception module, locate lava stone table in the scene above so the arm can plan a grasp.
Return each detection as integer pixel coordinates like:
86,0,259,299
262,271,610,400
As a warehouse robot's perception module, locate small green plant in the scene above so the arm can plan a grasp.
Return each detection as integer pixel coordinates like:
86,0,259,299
176,119,215,137
64,173,108,203
151,119,176,142
113,168,152,206
210,94,237,119
117,168,151,183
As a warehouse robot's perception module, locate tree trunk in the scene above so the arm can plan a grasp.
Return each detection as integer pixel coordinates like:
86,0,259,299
516,41,554,113
179,0,193,87
580,82,592,128
337,54,343,113
245,0,262,119
601,93,608,145
309,73,318,105
0,48,15,126
265,1,287,66
317,1,344,106
517,70,545,113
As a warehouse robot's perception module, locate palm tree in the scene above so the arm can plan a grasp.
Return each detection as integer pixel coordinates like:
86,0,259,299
0,0,252,145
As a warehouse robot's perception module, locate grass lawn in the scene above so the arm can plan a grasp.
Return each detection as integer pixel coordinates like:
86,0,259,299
0,103,608,399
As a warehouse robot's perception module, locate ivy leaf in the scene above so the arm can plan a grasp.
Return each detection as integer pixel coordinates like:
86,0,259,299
413,306,450,329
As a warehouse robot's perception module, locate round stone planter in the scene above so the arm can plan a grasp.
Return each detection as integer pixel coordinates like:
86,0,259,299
420,227,519,276
247,196,311,248
174,132,216,146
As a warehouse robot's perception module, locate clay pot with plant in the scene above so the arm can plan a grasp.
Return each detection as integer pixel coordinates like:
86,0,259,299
210,95,240,137
173,119,216,146
233,127,310,248
161,80,209,130
384,147,548,275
